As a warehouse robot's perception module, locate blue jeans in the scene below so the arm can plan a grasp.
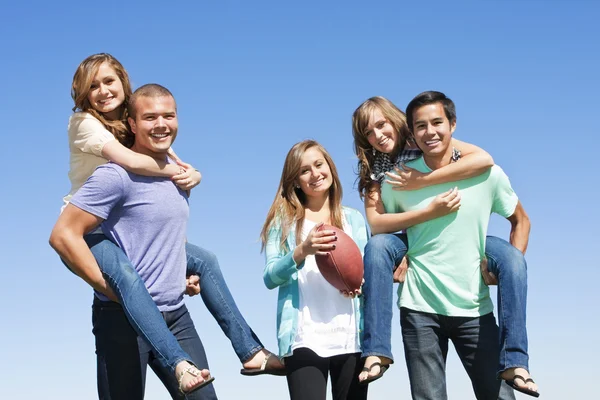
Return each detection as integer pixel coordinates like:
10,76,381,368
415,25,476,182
185,243,263,362
93,298,218,400
84,234,263,372
361,234,529,375
400,308,515,400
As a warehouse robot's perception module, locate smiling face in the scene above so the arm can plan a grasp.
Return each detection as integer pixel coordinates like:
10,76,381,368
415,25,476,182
411,102,456,160
297,146,333,199
364,108,399,154
86,62,126,120
128,95,178,158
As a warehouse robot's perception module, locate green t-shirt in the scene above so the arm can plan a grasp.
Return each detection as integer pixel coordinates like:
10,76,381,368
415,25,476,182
381,157,518,317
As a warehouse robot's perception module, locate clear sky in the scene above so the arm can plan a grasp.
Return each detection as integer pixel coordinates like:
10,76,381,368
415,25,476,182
1,0,597,399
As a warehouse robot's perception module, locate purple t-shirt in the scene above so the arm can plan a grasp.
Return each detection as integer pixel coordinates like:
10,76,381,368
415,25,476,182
70,162,189,312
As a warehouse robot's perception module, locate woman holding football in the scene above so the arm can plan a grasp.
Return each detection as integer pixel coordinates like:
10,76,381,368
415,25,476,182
260,139,368,400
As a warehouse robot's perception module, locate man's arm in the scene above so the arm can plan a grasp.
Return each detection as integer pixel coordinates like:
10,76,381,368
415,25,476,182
506,201,530,254
49,204,117,301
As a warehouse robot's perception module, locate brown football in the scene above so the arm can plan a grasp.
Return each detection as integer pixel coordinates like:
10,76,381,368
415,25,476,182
314,224,364,292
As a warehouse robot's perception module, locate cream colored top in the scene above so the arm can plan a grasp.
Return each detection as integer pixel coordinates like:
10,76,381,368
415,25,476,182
62,112,116,209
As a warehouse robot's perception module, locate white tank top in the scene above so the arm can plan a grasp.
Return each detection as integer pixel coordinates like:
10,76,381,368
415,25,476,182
291,218,360,358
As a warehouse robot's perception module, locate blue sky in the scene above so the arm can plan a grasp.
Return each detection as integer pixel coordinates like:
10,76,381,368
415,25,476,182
1,0,597,398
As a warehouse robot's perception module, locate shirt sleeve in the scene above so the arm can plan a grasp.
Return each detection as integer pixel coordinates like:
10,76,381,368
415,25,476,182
347,208,369,256
69,164,125,220
69,114,116,157
263,223,304,290
491,166,519,218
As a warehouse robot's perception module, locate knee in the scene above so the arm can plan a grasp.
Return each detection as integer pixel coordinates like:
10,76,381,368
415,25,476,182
486,236,527,276
185,243,219,269
365,234,397,255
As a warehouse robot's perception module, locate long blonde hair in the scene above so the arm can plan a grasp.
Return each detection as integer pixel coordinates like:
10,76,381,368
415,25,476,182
351,96,411,200
260,140,344,252
71,53,134,147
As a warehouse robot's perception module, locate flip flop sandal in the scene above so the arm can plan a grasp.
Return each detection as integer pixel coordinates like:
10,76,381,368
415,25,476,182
240,352,287,376
359,362,389,385
178,366,215,395
505,374,540,398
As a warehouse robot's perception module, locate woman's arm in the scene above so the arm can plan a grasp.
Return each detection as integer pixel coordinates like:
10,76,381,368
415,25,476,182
365,183,461,235
263,223,337,289
385,139,494,191
102,140,182,177
263,227,304,290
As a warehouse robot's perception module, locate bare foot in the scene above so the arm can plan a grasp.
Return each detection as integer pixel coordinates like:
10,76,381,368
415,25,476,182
358,356,392,382
175,361,213,394
501,367,538,394
241,349,286,375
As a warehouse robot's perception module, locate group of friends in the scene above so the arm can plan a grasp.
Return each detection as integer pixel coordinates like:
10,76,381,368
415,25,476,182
49,53,540,400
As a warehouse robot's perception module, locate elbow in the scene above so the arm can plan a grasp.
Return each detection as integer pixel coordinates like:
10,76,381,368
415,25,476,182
263,274,278,290
522,212,531,234
370,227,383,235
368,219,385,236
49,226,66,254
483,153,494,167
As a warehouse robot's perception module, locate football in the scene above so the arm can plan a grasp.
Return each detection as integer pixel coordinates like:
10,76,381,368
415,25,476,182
314,224,364,292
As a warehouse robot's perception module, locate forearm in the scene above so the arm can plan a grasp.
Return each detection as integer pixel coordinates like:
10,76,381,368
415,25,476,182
368,208,434,235
125,157,180,177
101,141,180,177
263,248,303,289
510,218,530,254
423,150,493,186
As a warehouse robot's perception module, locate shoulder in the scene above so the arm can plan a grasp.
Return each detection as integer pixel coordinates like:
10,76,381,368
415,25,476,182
69,112,102,127
488,165,511,183
68,112,111,136
405,155,425,168
94,162,127,179
342,206,366,225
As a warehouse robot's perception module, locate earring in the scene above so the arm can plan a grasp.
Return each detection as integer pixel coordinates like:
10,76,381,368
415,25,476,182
295,184,300,189
372,148,376,156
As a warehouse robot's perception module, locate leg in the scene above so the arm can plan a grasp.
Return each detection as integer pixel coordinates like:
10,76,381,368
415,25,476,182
285,348,329,400
85,234,201,379
450,313,515,400
93,298,147,400
360,233,408,381
330,353,368,400
401,308,449,400
185,243,284,374
147,305,218,400
485,236,537,395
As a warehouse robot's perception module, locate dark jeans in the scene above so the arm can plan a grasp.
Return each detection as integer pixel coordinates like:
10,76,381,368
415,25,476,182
285,348,368,400
80,234,263,373
401,308,515,400
93,298,218,400
362,234,529,375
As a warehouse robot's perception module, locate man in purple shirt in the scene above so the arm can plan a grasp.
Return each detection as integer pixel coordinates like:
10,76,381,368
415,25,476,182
50,84,216,399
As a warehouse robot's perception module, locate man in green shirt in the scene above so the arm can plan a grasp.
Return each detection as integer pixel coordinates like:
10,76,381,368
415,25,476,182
381,91,531,399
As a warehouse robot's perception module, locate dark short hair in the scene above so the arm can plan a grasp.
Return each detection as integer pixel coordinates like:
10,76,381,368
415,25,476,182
406,91,456,130
127,83,175,119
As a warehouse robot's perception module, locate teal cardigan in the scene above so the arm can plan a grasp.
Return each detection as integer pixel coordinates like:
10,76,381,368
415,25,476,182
263,206,369,358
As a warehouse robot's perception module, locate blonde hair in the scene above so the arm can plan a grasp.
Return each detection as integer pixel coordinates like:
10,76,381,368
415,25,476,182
71,53,134,147
260,140,344,252
351,96,411,200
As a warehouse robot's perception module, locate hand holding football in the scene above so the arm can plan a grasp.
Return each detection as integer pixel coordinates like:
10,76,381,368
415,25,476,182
314,224,364,292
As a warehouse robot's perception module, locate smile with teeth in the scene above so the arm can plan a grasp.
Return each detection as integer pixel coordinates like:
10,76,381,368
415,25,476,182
151,133,169,139
425,139,440,146
309,178,324,187
98,98,113,104
379,137,390,146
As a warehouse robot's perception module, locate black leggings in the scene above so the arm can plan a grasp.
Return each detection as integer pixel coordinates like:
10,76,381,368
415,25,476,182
285,348,368,400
